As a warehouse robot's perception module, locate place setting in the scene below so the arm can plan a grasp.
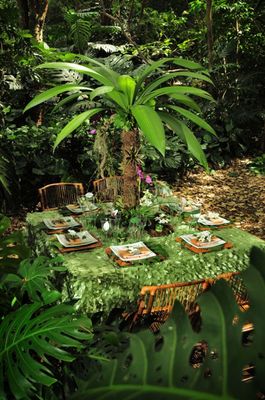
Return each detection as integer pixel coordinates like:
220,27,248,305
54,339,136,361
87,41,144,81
105,241,167,267
62,193,100,215
176,230,233,254
55,229,102,253
43,216,82,234
196,212,232,230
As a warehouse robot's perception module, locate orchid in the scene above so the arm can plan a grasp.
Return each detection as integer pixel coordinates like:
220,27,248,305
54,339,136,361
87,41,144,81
136,166,145,180
145,175,153,184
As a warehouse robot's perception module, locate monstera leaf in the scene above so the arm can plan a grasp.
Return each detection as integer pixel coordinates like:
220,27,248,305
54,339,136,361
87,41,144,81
3,256,66,302
0,301,93,400
0,214,30,277
72,246,265,400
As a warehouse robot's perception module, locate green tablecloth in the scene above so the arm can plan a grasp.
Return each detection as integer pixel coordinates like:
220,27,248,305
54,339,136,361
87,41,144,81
26,210,265,315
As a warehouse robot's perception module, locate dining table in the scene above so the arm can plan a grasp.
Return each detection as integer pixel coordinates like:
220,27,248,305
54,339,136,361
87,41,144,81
26,209,265,315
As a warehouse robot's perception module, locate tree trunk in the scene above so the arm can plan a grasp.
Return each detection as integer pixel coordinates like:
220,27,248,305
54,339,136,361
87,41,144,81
29,0,49,43
121,129,140,208
206,0,213,69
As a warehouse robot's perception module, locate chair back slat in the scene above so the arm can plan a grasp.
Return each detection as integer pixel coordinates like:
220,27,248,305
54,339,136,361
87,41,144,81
131,279,206,330
209,272,249,309
93,176,123,202
38,183,84,210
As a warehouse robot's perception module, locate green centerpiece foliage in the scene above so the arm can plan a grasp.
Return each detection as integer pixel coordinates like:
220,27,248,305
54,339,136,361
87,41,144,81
24,56,215,208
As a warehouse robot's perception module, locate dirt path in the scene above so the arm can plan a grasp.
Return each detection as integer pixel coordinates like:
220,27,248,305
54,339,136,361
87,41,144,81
173,159,265,240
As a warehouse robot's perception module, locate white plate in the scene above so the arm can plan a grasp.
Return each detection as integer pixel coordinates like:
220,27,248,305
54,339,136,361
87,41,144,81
43,217,80,230
180,234,226,249
198,216,230,226
110,241,156,261
56,230,98,247
66,203,98,214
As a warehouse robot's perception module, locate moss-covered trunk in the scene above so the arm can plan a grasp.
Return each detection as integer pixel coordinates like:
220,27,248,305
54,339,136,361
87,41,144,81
121,129,140,208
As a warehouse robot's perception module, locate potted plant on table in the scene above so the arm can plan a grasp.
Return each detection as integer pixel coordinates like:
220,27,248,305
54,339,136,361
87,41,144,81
24,56,215,209
146,212,174,237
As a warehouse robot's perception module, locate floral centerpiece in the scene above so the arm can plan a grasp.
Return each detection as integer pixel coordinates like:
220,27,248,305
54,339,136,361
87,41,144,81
146,212,174,237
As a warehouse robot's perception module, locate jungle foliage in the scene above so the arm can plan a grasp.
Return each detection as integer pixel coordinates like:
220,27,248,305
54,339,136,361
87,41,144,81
1,0,265,210
0,214,93,400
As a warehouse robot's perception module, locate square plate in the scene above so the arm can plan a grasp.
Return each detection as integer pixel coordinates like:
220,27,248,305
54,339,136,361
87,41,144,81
110,242,156,261
198,216,230,226
56,230,98,248
66,203,98,214
43,216,80,230
180,233,226,249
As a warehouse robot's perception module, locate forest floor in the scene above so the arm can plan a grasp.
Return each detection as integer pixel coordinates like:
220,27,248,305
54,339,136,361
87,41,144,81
9,159,265,240
173,158,265,240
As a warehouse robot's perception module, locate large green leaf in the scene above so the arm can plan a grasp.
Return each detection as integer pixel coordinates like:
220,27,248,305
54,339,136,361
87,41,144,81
24,84,91,112
159,112,208,169
53,108,103,150
90,86,114,101
0,215,30,277
118,75,136,105
0,302,93,399
52,92,84,112
169,105,216,135
131,105,165,156
35,62,113,85
140,86,215,105
72,249,265,399
0,157,10,194
135,58,176,94
17,256,66,302
138,71,213,102
170,94,202,112
107,90,129,111
172,58,205,70
135,57,204,95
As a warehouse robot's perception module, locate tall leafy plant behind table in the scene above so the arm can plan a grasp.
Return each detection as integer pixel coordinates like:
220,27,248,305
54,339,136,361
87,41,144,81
24,56,215,208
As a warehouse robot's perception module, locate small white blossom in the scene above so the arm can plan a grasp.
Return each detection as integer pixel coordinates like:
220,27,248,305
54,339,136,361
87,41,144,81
68,229,78,236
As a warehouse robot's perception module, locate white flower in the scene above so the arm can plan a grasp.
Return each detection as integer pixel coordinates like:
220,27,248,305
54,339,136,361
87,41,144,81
155,214,169,224
85,192,94,199
68,229,78,236
111,209,119,217
196,231,212,242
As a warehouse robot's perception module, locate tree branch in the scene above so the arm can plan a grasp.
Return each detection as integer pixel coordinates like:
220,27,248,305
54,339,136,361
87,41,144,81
99,0,150,63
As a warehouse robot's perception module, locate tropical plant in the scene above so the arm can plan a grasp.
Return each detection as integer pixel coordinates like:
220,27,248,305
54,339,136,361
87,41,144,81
3,255,66,302
248,154,265,175
0,221,93,399
0,299,93,400
24,56,215,208
0,214,30,277
70,246,265,400
0,153,11,212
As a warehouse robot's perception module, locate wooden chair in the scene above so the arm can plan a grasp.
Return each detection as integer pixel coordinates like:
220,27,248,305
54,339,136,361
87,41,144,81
207,271,249,311
129,279,207,332
38,182,84,211
93,176,123,202
207,271,254,382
